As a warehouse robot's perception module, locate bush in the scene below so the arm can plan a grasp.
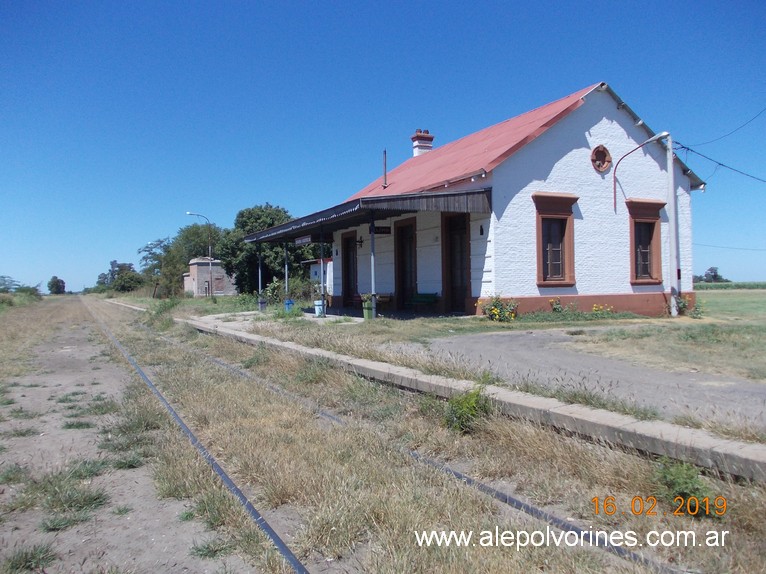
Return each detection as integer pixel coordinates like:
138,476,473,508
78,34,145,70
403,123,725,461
444,386,492,433
262,276,316,304
481,296,519,322
654,457,710,515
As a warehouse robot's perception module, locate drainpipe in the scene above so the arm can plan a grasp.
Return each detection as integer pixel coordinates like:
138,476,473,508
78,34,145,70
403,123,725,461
666,133,680,316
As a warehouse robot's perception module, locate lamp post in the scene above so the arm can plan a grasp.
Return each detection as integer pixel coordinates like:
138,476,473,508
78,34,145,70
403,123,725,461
186,211,213,298
613,131,679,316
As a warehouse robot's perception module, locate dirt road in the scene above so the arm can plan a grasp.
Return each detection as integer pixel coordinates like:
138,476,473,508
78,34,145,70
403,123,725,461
0,297,252,573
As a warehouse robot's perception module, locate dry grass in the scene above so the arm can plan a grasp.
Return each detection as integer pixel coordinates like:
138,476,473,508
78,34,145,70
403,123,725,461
81,298,766,573
0,297,91,380
568,291,766,383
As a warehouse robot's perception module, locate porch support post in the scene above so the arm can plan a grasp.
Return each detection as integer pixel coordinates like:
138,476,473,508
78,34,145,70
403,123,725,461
370,212,377,318
257,244,263,295
284,243,289,295
320,226,326,316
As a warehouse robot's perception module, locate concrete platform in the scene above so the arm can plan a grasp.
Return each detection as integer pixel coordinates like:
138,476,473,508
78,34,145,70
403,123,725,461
183,313,766,483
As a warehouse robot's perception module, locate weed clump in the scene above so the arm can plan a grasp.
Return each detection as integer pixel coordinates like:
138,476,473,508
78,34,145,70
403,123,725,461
444,386,492,433
654,457,710,514
146,298,181,329
2,543,57,572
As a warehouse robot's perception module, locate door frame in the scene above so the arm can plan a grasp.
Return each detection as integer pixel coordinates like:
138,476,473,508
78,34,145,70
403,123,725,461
341,231,358,306
394,217,417,310
441,213,471,314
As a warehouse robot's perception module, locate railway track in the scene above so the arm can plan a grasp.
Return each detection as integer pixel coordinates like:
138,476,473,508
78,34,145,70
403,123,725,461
85,297,684,573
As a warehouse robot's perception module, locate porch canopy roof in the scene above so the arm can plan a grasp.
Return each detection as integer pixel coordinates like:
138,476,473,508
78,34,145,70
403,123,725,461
244,187,491,244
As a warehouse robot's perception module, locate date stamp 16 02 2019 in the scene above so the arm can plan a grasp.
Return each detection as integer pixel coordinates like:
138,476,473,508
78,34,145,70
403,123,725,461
591,496,727,518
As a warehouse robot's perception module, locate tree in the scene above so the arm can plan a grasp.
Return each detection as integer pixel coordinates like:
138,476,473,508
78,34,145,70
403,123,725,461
217,203,319,294
138,238,171,297
91,261,144,293
112,269,145,292
703,267,730,283
0,276,20,293
48,276,66,294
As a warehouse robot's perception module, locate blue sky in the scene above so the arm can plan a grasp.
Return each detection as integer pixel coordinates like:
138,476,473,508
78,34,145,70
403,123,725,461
2,1,764,291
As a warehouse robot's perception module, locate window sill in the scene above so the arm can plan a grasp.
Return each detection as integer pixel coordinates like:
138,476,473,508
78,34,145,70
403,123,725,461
537,280,576,288
630,278,663,286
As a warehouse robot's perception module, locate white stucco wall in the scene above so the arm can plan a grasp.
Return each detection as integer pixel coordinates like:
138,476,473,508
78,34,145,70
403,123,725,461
489,89,694,298
329,89,695,304
333,212,442,297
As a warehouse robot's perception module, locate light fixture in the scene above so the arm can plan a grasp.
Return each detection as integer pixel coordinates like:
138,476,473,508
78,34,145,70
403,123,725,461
612,132,669,211
186,211,214,298
356,237,364,247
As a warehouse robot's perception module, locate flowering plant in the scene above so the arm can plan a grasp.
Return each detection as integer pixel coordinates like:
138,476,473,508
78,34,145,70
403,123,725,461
481,296,519,322
592,303,615,314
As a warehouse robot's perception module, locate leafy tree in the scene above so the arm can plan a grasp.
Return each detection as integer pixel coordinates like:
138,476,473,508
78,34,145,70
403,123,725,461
91,261,144,293
218,203,321,295
47,276,66,294
138,238,171,297
0,276,20,293
112,269,145,292
137,225,224,297
703,266,730,283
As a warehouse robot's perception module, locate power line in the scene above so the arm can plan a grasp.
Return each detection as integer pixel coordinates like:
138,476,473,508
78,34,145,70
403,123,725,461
687,105,766,146
674,142,766,184
694,243,766,252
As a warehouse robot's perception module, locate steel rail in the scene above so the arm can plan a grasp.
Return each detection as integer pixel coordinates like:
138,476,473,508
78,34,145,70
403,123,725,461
100,300,679,574
85,302,309,574
187,334,680,574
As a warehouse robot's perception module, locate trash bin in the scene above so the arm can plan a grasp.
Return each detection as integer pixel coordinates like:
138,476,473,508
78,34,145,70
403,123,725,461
258,298,266,312
284,299,294,312
314,300,324,317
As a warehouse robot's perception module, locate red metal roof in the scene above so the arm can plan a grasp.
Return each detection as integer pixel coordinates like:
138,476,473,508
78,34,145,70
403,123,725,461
347,82,602,201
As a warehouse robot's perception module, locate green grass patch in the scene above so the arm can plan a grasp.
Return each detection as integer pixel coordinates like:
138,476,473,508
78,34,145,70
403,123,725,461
8,407,39,420
696,289,766,321
694,282,766,290
40,511,92,532
2,427,39,438
81,398,121,416
113,505,133,516
55,390,87,403
9,459,112,514
1,543,57,572
112,453,144,469
68,459,111,479
190,538,233,559
444,386,492,433
241,345,269,368
0,464,29,485
63,420,95,430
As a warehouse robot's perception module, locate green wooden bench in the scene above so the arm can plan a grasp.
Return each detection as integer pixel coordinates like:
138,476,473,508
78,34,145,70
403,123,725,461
406,293,439,311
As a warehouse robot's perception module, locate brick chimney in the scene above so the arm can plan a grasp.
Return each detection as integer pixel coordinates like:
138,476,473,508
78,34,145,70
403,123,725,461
411,129,434,157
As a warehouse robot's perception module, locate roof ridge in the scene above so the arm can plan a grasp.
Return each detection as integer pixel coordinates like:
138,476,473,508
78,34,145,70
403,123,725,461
347,82,604,201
